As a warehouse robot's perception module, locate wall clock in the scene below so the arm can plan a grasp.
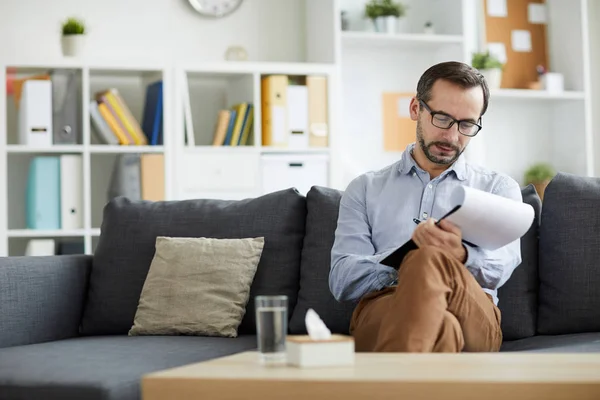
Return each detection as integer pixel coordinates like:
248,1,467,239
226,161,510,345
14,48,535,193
187,0,244,18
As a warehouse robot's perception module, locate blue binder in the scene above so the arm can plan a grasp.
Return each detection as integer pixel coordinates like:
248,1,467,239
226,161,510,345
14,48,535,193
26,156,61,229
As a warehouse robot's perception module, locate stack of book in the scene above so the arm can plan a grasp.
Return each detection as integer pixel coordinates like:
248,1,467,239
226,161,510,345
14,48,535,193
210,102,254,146
90,81,163,146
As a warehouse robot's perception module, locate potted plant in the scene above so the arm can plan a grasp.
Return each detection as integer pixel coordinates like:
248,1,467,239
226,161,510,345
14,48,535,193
365,0,407,34
524,162,556,201
61,17,86,57
471,51,504,89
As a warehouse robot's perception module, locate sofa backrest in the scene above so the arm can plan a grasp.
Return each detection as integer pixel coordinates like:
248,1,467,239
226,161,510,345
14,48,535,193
537,172,600,335
497,184,541,340
80,189,307,336
290,184,542,341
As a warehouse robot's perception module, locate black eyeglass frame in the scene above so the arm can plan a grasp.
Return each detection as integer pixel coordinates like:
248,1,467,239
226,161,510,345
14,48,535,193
418,99,482,137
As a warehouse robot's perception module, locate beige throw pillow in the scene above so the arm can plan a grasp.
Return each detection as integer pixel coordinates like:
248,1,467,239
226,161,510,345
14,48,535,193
128,236,265,338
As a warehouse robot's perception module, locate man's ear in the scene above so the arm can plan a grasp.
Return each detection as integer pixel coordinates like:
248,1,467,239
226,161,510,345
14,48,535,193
409,97,420,121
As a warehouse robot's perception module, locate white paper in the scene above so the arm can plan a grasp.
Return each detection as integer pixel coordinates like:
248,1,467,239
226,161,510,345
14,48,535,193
487,0,507,17
397,97,411,118
305,308,331,340
445,186,534,250
511,30,532,52
528,3,547,24
487,42,507,64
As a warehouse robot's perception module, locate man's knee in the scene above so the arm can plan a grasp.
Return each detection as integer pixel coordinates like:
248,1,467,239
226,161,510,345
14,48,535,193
401,245,461,277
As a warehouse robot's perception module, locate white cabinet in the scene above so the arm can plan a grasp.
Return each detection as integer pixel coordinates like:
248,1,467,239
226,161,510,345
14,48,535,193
178,152,260,200
260,154,329,196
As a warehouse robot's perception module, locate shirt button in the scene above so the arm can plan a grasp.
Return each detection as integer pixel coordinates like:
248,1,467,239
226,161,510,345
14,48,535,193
422,212,428,218
428,184,433,189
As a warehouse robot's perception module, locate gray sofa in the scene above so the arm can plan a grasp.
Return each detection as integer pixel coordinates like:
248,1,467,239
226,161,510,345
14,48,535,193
1,171,600,400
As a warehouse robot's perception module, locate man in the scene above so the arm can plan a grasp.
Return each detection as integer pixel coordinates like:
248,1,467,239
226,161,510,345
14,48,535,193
329,61,522,353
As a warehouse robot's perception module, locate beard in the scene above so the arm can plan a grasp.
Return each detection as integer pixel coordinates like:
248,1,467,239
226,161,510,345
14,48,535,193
416,119,464,165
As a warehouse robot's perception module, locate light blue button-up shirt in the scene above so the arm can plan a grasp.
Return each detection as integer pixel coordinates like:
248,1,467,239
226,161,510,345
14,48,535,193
329,143,522,306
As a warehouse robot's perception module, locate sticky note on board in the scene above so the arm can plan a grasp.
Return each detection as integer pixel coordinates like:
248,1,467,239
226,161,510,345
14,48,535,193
528,3,547,24
397,97,411,118
511,30,532,52
486,0,507,17
487,42,507,64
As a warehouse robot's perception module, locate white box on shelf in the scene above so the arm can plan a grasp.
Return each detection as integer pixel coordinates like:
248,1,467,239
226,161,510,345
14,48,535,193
260,154,328,196
287,84,309,149
286,335,355,368
541,73,564,93
18,80,53,146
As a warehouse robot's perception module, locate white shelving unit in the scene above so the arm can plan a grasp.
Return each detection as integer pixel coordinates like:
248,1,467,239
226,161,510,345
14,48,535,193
1,0,598,256
338,0,596,187
0,62,171,256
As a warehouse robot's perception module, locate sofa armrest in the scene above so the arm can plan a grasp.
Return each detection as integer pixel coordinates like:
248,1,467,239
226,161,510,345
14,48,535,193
0,254,92,349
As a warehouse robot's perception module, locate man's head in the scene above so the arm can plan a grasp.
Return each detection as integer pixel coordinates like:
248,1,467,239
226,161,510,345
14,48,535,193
409,61,489,167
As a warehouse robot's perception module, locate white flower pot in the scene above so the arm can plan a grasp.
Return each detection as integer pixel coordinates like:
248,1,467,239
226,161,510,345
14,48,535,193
373,16,399,34
61,35,85,57
480,68,503,89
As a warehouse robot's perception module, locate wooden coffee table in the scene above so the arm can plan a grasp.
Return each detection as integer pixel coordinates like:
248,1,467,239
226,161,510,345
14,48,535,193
142,351,600,399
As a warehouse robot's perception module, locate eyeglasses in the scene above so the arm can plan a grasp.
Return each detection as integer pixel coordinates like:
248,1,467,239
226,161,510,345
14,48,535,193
418,99,482,137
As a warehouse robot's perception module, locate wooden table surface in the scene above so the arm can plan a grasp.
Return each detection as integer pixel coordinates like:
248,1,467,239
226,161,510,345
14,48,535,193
142,351,600,400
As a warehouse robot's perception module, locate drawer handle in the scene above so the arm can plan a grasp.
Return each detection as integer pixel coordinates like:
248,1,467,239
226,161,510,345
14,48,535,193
289,163,303,167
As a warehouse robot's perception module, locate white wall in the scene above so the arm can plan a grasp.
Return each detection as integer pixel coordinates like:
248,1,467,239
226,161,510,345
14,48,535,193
0,0,306,65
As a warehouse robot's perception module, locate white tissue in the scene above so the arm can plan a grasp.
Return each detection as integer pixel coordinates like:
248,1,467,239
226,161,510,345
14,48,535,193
305,308,332,340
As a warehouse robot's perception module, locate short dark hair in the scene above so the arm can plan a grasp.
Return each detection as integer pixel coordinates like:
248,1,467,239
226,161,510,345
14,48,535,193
416,61,490,117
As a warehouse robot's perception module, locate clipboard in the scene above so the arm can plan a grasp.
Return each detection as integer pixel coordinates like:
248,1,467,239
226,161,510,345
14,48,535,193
380,205,477,269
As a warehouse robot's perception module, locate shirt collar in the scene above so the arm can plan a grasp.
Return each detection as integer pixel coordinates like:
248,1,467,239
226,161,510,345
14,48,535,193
398,142,467,181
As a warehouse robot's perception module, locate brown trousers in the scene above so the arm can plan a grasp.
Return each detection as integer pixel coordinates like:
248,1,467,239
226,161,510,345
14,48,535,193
349,246,502,352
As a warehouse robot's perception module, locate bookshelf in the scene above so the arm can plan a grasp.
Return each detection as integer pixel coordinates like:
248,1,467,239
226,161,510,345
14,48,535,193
1,0,598,256
1,63,170,256
338,0,596,187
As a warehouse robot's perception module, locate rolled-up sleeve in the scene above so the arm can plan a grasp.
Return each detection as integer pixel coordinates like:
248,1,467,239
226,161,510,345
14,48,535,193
463,177,523,290
329,175,397,303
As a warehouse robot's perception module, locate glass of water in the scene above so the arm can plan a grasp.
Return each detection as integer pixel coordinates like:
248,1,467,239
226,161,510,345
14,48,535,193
255,295,288,366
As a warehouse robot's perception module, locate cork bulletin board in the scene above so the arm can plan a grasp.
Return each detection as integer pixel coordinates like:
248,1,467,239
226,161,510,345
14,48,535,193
483,0,549,89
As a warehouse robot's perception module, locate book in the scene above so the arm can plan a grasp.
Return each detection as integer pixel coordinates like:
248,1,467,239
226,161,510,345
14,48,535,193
380,185,535,269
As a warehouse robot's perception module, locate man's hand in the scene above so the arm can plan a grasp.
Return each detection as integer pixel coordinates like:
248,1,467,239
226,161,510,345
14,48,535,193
412,218,467,263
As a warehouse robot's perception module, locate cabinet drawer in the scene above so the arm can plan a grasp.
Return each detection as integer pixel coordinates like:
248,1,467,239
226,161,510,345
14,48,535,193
261,154,329,196
181,153,259,192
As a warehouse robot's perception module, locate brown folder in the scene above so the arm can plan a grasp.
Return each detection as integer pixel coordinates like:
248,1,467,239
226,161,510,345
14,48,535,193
307,76,328,148
382,92,416,152
261,75,288,147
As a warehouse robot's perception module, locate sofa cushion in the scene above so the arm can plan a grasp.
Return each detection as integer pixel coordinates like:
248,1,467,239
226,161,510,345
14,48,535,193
81,189,306,336
289,186,357,335
0,335,257,400
129,236,264,338
538,172,600,334
497,184,541,341
501,332,600,352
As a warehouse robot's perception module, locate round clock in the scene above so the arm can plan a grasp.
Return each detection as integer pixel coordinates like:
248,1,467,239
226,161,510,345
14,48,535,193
187,0,244,18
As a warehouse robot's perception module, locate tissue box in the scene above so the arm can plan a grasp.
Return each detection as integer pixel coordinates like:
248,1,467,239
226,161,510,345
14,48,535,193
286,334,355,368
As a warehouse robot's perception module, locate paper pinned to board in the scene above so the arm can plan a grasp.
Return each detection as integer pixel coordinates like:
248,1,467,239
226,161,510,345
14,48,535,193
397,97,411,118
487,42,507,64
487,0,507,17
512,30,532,52
445,186,534,250
528,3,547,24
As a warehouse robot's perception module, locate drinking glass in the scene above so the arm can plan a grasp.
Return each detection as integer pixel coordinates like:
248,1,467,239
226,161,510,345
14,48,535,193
255,295,288,366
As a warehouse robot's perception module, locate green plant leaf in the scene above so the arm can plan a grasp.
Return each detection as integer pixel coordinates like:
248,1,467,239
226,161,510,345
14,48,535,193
471,51,503,70
364,0,407,19
524,163,556,184
62,17,85,35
